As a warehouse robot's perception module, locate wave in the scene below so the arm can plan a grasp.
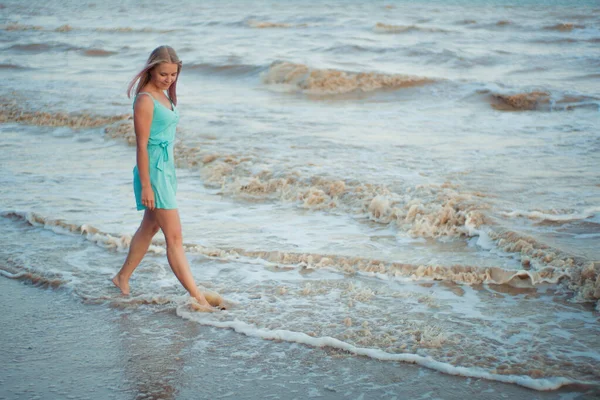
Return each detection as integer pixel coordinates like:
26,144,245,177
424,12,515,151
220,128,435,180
184,62,264,77
0,210,570,288
1,98,130,128
55,24,72,32
487,91,600,111
489,91,548,111
324,44,389,54
4,101,597,304
4,97,594,282
502,208,600,224
247,20,300,29
571,73,600,80
106,120,487,239
487,228,598,304
466,20,533,32
3,22,174,34
531,37,600,45
374,22,449,34
486,228,585,269
261,61,434,95
93,26,177,33
176,306,590,391
9,43,53,52
5,210,599,305
0,63,28,70
7,42,80,53
3,210,599,391
544,23,585,32
0,268,67,289
103,118,596,302
404,47,500,68
531,37,578,44
3,23,43,31
82,48,117,57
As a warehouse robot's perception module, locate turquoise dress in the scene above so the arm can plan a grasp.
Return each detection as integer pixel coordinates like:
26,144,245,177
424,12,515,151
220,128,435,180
132,92,180,210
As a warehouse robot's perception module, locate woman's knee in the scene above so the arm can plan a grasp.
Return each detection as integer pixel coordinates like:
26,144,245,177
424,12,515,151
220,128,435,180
165,230,183,247
154,210,182,246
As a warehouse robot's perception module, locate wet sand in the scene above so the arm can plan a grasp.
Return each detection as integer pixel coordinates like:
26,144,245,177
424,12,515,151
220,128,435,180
1,278,597,400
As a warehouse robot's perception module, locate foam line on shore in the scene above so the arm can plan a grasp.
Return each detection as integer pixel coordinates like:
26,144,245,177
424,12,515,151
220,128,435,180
176,306,584,391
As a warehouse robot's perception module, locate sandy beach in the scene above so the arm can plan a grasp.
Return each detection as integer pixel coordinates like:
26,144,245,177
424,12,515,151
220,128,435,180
2,277,598,400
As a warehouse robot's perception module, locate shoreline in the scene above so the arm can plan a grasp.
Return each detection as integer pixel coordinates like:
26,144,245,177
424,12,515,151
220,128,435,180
1,277,597,400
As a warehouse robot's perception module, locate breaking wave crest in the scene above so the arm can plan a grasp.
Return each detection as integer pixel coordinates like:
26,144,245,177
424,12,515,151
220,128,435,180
486,91,599,111
503,208,600,224
0,267,67,289
487,228,598,303
4,211,598,306
544,23,585,32
1,99,130,128
262,61,434,95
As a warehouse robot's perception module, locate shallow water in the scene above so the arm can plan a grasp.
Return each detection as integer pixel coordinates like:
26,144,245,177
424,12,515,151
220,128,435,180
1,0,599,391
6,278,595,400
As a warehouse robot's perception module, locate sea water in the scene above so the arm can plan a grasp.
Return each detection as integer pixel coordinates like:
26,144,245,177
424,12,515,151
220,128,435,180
1,0,599,391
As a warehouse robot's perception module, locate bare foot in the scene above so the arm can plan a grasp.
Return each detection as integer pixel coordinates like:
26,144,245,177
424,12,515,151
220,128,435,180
203,290,227,310
193,291,212,307
190,297,215,313
112,274,130,295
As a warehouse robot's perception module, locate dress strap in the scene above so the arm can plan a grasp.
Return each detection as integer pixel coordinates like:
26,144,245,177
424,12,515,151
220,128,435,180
136,91,156,100
134,91,174,111
133,92,156,110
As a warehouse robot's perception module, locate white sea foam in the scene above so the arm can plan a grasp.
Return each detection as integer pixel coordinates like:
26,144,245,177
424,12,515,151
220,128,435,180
502,208,600,223
2,208,600,392
176,306,582,391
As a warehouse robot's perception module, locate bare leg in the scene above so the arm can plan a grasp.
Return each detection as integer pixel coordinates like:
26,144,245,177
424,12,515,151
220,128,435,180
112,210,160,295
153,209,212,308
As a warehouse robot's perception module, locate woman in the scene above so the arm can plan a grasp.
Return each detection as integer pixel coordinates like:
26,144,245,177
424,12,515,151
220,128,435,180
112,46,214,311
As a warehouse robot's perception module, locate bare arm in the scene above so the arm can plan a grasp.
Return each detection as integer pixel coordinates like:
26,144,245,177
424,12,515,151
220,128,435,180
133,95,155,208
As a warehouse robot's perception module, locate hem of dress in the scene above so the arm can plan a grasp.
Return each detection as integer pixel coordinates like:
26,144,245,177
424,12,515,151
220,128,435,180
136,205,178,211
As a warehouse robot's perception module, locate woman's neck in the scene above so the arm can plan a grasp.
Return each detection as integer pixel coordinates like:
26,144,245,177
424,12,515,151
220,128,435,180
143,82,164,95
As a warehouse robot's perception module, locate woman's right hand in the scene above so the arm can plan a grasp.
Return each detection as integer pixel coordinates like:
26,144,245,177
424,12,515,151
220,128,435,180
141,186,155,210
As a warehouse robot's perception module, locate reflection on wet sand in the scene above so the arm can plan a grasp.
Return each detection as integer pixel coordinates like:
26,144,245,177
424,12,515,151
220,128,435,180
115,310,192,400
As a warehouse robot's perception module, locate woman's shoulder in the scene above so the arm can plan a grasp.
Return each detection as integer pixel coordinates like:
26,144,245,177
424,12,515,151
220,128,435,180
133,92,155,115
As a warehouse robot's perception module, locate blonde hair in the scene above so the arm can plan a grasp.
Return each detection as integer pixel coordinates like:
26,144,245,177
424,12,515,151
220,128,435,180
127,45,182,105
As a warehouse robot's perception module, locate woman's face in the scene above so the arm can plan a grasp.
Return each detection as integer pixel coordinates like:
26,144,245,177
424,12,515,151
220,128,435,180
149,62,178,90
